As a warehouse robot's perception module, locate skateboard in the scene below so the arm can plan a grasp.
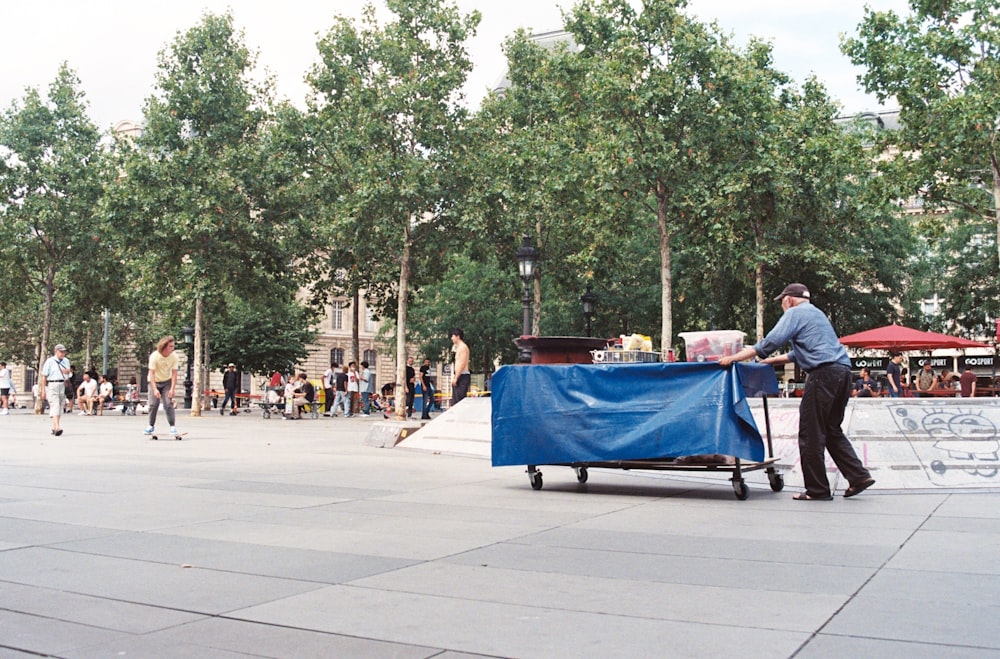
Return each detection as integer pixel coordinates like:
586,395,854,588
149,432,188,441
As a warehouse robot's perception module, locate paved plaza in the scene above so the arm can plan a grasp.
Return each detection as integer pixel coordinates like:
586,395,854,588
1,406,999,658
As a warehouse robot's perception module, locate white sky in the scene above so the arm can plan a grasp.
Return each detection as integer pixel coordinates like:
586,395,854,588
0,0,910,130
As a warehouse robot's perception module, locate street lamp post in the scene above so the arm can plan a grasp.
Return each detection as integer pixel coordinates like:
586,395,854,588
182,325,194,409
580,284,597,337
516,235,538,363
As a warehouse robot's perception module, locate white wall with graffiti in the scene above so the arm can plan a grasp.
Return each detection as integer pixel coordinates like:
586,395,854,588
751,398,1000,490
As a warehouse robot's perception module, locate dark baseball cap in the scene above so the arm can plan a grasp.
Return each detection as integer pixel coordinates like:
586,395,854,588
774,283,810,301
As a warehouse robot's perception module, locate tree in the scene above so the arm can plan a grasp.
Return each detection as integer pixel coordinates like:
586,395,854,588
306,0,480,418
209,293,318,375
843,0,1000,315
109,12,305,414
557,0,784,350
0,63,109,410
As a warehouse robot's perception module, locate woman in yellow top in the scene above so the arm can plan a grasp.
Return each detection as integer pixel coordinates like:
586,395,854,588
145,335,179,436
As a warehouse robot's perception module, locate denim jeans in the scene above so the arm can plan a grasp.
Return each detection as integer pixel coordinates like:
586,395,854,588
148,380,176,427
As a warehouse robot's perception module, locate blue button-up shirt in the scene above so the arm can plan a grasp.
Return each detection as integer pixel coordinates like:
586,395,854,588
753,302,850,372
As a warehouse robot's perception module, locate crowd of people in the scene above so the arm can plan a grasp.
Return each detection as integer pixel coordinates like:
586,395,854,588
16,326,476,436
851,352,983,398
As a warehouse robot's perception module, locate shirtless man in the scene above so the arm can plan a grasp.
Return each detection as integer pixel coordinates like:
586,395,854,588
450,327,470,406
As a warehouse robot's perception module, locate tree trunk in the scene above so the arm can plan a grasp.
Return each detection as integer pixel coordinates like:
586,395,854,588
993,160,1000,272
84,328,93,373
755,263,765,343
656,181,673,352
532,222,542,335
352,288,361,365
34,266,55,414
394,228,411,420
192,297,203,417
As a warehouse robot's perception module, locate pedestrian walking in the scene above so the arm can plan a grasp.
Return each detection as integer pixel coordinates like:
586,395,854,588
221,363,239,416
718,283,876,500
0,361,12,415
39,344,72,435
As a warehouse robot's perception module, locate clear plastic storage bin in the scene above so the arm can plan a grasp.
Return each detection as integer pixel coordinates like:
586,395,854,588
678,330,745,362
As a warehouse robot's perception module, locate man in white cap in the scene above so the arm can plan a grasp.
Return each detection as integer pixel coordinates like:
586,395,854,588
719,283,875,500
221,363,239,416
39,344,72,435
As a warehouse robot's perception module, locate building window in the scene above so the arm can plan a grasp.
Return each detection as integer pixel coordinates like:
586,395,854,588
365,308,377,333
921,294,941,317
331,301,344,330
330,348,344,365
363,349,377,364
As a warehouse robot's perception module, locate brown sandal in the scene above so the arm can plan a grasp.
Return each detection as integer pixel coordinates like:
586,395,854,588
844,478,876,498
792,492,833,501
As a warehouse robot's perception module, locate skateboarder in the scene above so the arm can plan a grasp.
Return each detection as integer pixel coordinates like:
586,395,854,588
144,335,179,437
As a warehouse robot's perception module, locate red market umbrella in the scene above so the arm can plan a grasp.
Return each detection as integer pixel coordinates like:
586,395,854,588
839,324,990,351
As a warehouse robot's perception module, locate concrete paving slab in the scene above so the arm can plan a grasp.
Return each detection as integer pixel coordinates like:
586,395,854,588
349,561,847,633
0,516,120,548
886,528,1000,574
0,609,130,657
77,617,439,659
511,527,897,569
1,581,204,633
0,547,323,614
54,531,418,584
232,584,809,658
444,542,872,595
823,569,1000,649
311,498,601,528
798,635,1000,658
2,408,1000,657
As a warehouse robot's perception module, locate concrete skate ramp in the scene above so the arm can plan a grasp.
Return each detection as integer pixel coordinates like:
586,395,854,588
397,395,1000,491
395,397,492,458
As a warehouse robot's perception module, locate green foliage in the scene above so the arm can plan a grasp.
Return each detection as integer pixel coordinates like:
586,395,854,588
0,63,112,371
844,0,1000,307
305,0,480,410
208,293,318,375
404,251,522,370
109,11,305,299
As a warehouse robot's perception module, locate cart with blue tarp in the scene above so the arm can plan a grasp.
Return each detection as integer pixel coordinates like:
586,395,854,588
491,362,782,499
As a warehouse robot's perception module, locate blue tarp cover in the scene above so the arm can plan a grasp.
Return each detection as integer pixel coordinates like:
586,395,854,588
491,362,778,467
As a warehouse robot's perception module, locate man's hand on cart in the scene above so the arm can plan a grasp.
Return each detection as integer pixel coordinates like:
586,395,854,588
718,347,758,367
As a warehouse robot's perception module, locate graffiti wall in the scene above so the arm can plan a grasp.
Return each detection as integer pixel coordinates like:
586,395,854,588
750,398,1000,490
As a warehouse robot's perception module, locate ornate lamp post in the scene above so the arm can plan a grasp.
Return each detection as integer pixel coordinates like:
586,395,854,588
580,284,597,337
182,325,194,409
516,235,539,363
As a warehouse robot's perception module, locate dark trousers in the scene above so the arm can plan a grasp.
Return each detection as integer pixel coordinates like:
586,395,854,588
221,388,238,411
421,385,433,418
451,373,471,406
799,364,871,497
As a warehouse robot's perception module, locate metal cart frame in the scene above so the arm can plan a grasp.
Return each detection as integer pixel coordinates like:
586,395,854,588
524,397,784,500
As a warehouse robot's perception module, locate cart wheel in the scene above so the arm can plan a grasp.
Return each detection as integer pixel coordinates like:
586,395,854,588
732,479,749,500
575,466,588,483
768,472,784,492
527,466,543,490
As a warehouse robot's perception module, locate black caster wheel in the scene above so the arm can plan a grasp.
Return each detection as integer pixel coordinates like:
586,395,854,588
527,466,543,490
575,466,588,483
769,473,784,492
732,480,749,500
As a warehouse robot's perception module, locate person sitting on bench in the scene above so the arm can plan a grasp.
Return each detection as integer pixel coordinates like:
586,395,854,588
291,373,315,419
